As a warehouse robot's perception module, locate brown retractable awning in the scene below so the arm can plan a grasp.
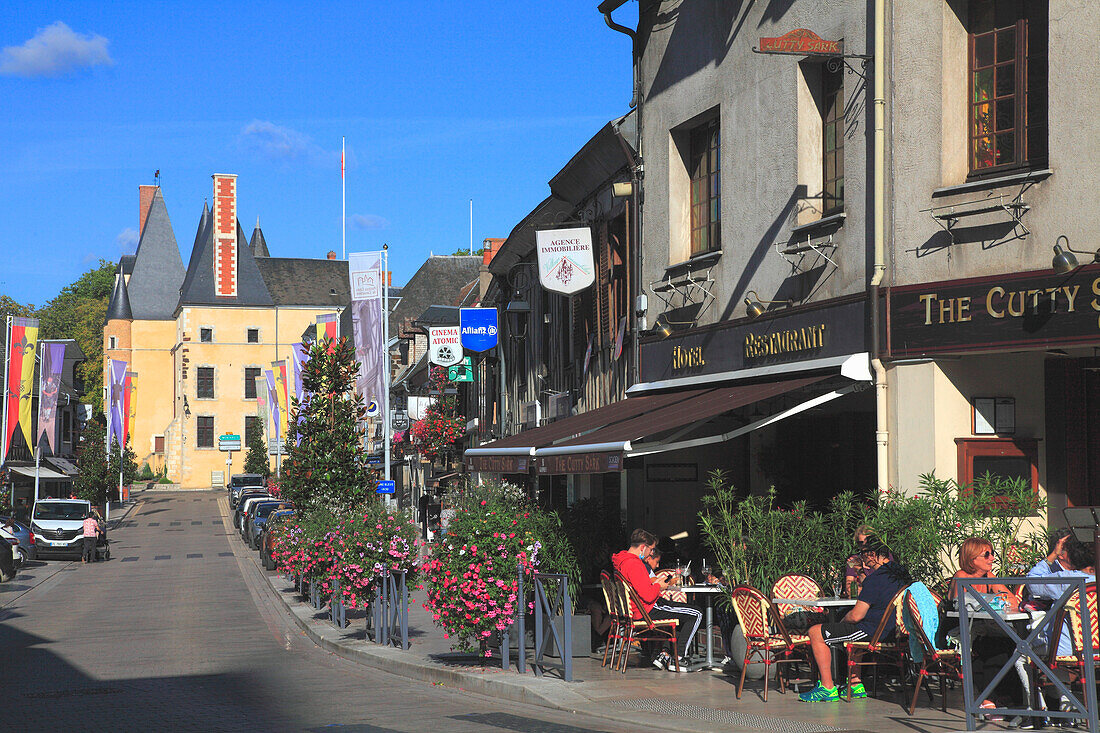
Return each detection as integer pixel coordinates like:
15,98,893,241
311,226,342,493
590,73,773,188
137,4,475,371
466,374,837,474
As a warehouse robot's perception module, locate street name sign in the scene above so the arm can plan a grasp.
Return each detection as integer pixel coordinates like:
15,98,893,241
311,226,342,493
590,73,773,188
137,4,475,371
375,480,396,495
218,434,241,452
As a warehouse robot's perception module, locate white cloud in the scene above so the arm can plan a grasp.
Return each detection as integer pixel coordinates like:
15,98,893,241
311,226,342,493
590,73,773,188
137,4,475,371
116,227,138,254
0,21,113,78
237,120,344,168
349,214,388,231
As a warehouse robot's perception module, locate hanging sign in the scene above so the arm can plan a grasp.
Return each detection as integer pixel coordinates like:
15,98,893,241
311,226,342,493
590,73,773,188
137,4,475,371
448,356,474,383
754,29,842,56
535,227,595,295
429,326,462,367
460,307,498,352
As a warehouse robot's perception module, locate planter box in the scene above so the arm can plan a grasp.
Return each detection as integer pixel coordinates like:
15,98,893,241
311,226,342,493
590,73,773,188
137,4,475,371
541,614,592,659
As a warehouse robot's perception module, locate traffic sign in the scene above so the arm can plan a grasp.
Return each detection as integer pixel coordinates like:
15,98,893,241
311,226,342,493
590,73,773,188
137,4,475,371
218,434,241,452
447,363,474,382
375,480,395,495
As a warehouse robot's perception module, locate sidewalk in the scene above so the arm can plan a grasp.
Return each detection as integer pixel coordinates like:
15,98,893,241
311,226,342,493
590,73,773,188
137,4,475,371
230,524,987,733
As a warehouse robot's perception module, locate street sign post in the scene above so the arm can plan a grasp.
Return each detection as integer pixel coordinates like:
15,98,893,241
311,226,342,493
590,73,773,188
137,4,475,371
218,434,241,451
375,479,395,495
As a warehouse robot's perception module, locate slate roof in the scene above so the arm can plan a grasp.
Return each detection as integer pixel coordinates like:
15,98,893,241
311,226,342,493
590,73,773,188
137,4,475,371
178,209,274,308
389,256,481,338
127,188,186,320
411,305,460,330
254,257,350,306
105,267,133,322
250,220,270,258
119,255,137,276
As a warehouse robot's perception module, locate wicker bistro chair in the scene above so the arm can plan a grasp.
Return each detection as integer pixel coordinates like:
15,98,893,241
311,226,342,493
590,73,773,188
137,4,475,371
903,589,963,714
614,572,680,673
1060,582,1100,697
599,570,628,670
843,586,908,701
771,574,825,620
729,585,812,701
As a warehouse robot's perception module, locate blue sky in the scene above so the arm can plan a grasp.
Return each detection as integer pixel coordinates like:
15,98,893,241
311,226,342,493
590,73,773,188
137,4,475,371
0,1,634,306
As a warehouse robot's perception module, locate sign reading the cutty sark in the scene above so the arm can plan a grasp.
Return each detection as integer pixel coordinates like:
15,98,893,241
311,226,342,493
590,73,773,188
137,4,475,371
887,264,1100,357
465,454,530,474
755,29,842,56
535,227,595,295
537,451,622,475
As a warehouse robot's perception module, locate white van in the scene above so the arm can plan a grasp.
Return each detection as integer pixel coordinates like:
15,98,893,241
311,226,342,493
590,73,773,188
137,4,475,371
30,499,92,559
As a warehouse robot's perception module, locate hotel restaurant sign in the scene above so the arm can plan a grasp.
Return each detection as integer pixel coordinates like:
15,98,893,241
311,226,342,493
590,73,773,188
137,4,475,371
639,296,867,384
887,264,1100,357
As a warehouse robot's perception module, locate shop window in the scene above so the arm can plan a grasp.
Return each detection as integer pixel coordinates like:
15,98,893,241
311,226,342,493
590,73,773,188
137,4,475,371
247,328,259,344
956,437,1039,503
244,367,261,399
821,65,844,214
968,0,1047,175
200,327,213,343
688,117,721,256
197,416,214,448
197,367,214,399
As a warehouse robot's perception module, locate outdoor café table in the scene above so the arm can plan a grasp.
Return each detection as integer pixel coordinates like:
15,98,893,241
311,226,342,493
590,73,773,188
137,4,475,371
773,596,857,680
681,585,726,670
945,609,1039,724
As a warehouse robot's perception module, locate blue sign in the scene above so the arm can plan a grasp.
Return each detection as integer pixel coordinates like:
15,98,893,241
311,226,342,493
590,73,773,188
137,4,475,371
375,480,395,494
365,454,384,465
460,307,498,352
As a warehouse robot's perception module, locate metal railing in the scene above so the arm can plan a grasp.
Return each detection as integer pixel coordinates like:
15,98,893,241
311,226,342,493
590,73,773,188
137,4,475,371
531,571,574,682
500,566,527,673
329,578,347,628
309,579,325,610
957,576,1098,732
370,569,409,649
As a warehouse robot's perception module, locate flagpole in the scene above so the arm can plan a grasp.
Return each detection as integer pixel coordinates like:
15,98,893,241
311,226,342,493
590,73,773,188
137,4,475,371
34,338,41,502
342,136,346,261
382,245,391,498
2,316,10,467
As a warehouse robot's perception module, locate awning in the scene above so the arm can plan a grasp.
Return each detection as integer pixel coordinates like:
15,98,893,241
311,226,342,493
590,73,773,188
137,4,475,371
10,466,70,480
48,457,78,476
466,372,866,474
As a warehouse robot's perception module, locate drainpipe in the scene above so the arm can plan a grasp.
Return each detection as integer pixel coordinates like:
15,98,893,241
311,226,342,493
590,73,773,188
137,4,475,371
599,0,644,387
870,0,889,494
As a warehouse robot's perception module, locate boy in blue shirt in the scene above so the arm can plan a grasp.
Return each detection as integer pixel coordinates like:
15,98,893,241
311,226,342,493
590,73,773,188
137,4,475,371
800,536,910,702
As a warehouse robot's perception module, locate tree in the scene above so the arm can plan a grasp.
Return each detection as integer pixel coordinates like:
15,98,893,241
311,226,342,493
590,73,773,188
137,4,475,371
37,259,116,412
279,338,373,517
74,416,111,506
0,294,35,323
108,437,138,499
244,419,271,478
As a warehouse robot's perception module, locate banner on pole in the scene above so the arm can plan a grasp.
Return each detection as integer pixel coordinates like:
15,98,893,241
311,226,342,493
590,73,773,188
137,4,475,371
315,313,339,351
460,307,498,352
428,326,462,367
349,251,385,411
4,317,39,458
255,376,268,442
535,227,595,295
272,360,289,441
107,359,127,449
37,341,65,454
122,371,135,446
265,369,280,441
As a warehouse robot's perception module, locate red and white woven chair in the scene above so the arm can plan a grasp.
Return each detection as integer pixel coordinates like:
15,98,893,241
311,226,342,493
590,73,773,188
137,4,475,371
771,574,824,619
730,585,811,701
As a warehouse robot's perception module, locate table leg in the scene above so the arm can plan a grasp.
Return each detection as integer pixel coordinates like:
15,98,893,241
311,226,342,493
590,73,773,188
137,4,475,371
705,596,714,667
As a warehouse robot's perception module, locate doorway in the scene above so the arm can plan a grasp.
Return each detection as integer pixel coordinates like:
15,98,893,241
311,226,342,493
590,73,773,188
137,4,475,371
1046,357,1100,506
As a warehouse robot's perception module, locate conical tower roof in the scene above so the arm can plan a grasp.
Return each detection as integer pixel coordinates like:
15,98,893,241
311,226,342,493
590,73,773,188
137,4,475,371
105,266,133,323
250,217,270,257
127,187,185,320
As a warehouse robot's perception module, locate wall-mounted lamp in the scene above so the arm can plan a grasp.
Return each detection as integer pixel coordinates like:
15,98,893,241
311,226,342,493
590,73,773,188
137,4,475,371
743,290,793,318
612,181,634,198
1052,235,1097,274
652,315,673,340
183,395,191,418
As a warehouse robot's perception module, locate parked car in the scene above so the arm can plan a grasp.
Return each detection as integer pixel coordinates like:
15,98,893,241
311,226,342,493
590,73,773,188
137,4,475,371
0,517,37,562
236,494,275,534
245,501,291,549
260,509,296,570
232,489,270,526
228,474,265,508
30,498,93,560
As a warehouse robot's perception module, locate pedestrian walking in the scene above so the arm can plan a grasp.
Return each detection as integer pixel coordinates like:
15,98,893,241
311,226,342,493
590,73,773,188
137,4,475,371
82,512,101,564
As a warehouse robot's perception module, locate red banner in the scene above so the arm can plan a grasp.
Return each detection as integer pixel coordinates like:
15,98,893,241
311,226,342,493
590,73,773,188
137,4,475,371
4,317,38,459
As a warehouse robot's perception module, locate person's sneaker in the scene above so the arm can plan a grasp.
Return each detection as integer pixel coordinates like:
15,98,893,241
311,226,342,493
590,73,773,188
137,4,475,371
799,684,840,703
651,651,671,670
840,682,868,699
665,656,691,673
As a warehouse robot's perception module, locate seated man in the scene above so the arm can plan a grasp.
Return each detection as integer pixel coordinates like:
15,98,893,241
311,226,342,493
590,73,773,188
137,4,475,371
1028,535,1096,659
612,528,702,672
799,536,910,702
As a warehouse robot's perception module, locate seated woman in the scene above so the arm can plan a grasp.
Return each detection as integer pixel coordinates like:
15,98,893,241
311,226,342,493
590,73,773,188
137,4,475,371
645,548,687,603
949,536,1022,717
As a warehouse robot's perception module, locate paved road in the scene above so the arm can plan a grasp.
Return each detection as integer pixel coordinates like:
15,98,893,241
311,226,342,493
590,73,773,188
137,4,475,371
0,491,630,732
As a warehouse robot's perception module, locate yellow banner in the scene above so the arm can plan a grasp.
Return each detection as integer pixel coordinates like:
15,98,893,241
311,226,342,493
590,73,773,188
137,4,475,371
272,360,289,439
18,323,38,450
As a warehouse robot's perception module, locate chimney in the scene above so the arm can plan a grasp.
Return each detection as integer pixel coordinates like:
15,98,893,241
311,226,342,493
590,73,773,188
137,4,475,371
212,174,238,297
139,185,158,236
327,250,337,260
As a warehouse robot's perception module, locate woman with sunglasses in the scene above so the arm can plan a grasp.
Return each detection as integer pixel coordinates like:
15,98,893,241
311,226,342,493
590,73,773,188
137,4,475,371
949,536,1022,719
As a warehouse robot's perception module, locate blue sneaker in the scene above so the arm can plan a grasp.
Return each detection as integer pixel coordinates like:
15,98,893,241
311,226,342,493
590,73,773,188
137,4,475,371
799,683,840,702
841,682,867,699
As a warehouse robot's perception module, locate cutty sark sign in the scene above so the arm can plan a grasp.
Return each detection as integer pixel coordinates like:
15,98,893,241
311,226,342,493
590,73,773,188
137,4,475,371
887,264,1100,357
755,29,842,56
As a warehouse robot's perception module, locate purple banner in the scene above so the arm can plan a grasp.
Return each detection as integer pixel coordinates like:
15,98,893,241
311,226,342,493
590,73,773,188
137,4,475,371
291,342,309,437
37,342,65,454
108,358,128,448
265,369,279,440
349,252,384,411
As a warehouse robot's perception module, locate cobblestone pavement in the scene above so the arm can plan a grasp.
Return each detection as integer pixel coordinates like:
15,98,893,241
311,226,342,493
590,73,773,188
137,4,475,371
0,491,634,732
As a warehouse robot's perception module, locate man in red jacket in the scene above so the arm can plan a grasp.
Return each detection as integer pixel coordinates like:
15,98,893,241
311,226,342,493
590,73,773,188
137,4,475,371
612,528,702,671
